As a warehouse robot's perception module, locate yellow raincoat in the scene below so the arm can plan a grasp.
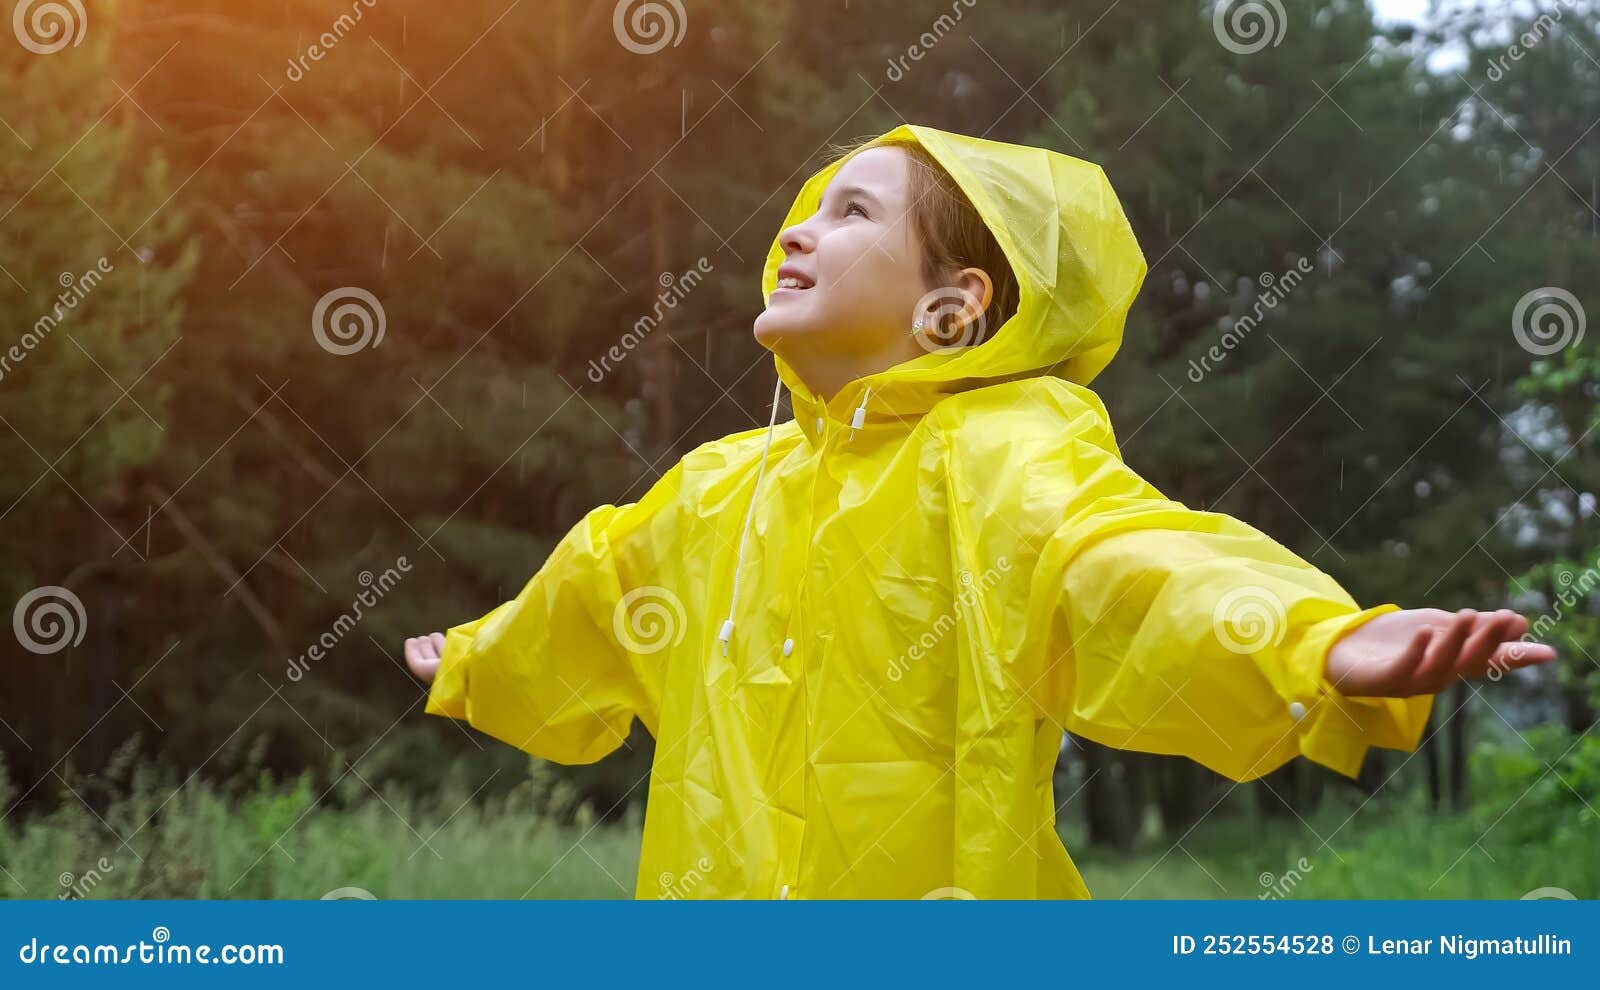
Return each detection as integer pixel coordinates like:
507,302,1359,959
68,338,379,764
426,123,1434,899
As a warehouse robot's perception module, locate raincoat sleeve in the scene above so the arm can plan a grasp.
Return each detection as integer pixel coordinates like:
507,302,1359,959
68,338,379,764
424,461,684,765
1014,389,1433,783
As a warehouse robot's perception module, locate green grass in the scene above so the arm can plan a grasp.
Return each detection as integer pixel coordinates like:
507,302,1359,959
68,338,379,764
1070,726,1600,900
1068,791,1597,900
4,732,1594,900
0,761,641,900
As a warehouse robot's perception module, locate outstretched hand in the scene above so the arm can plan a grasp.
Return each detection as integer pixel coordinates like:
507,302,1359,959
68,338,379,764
1323,607,1557,698
404,632,446,685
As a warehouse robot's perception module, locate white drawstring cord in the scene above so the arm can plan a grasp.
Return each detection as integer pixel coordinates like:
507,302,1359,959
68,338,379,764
849,385,871,440
718,375,786,656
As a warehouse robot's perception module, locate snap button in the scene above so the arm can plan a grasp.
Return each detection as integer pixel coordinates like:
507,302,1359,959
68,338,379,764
1288,701,1306,721
780,884,789,900
782,638,794,656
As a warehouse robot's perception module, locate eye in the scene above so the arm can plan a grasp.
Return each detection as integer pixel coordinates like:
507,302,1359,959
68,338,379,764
845,199,869,219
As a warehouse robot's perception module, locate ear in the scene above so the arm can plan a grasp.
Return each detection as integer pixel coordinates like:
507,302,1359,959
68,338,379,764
954,267,993,315
945,267,993,338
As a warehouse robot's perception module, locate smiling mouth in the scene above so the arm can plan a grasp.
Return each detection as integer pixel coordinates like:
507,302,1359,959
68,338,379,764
775,276,814,291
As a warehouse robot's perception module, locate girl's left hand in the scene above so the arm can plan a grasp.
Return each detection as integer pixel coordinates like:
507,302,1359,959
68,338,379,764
1323,607,1557,698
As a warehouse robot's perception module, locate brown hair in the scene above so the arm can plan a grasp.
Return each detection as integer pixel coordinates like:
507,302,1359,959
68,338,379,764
825,137,1021,345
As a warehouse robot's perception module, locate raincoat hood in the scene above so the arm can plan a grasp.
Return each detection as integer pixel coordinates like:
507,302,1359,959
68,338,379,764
762,123,1148,436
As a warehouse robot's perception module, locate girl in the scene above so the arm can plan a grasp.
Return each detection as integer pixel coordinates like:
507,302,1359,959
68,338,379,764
403,123,1557,899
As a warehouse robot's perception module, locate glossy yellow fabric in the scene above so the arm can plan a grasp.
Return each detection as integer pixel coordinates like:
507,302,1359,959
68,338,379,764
426,123,1434,899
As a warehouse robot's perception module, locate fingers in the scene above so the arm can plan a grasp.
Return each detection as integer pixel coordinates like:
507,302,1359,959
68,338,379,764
1499,610,1531,639
1494,612,1556,668
1378,624,1434,692
1416,609,1559,686
404,633,444,659
1487,639,1558,670
403,635,445,683
1413,608,1475,689
1451,609,1516,680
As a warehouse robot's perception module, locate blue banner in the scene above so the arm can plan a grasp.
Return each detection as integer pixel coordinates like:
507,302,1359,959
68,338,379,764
2,899,1593,986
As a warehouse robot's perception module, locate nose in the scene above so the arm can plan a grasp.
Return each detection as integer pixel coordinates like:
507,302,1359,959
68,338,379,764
778,217,815,257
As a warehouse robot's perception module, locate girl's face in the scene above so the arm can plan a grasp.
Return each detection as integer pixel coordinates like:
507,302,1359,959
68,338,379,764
753,146,930,369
